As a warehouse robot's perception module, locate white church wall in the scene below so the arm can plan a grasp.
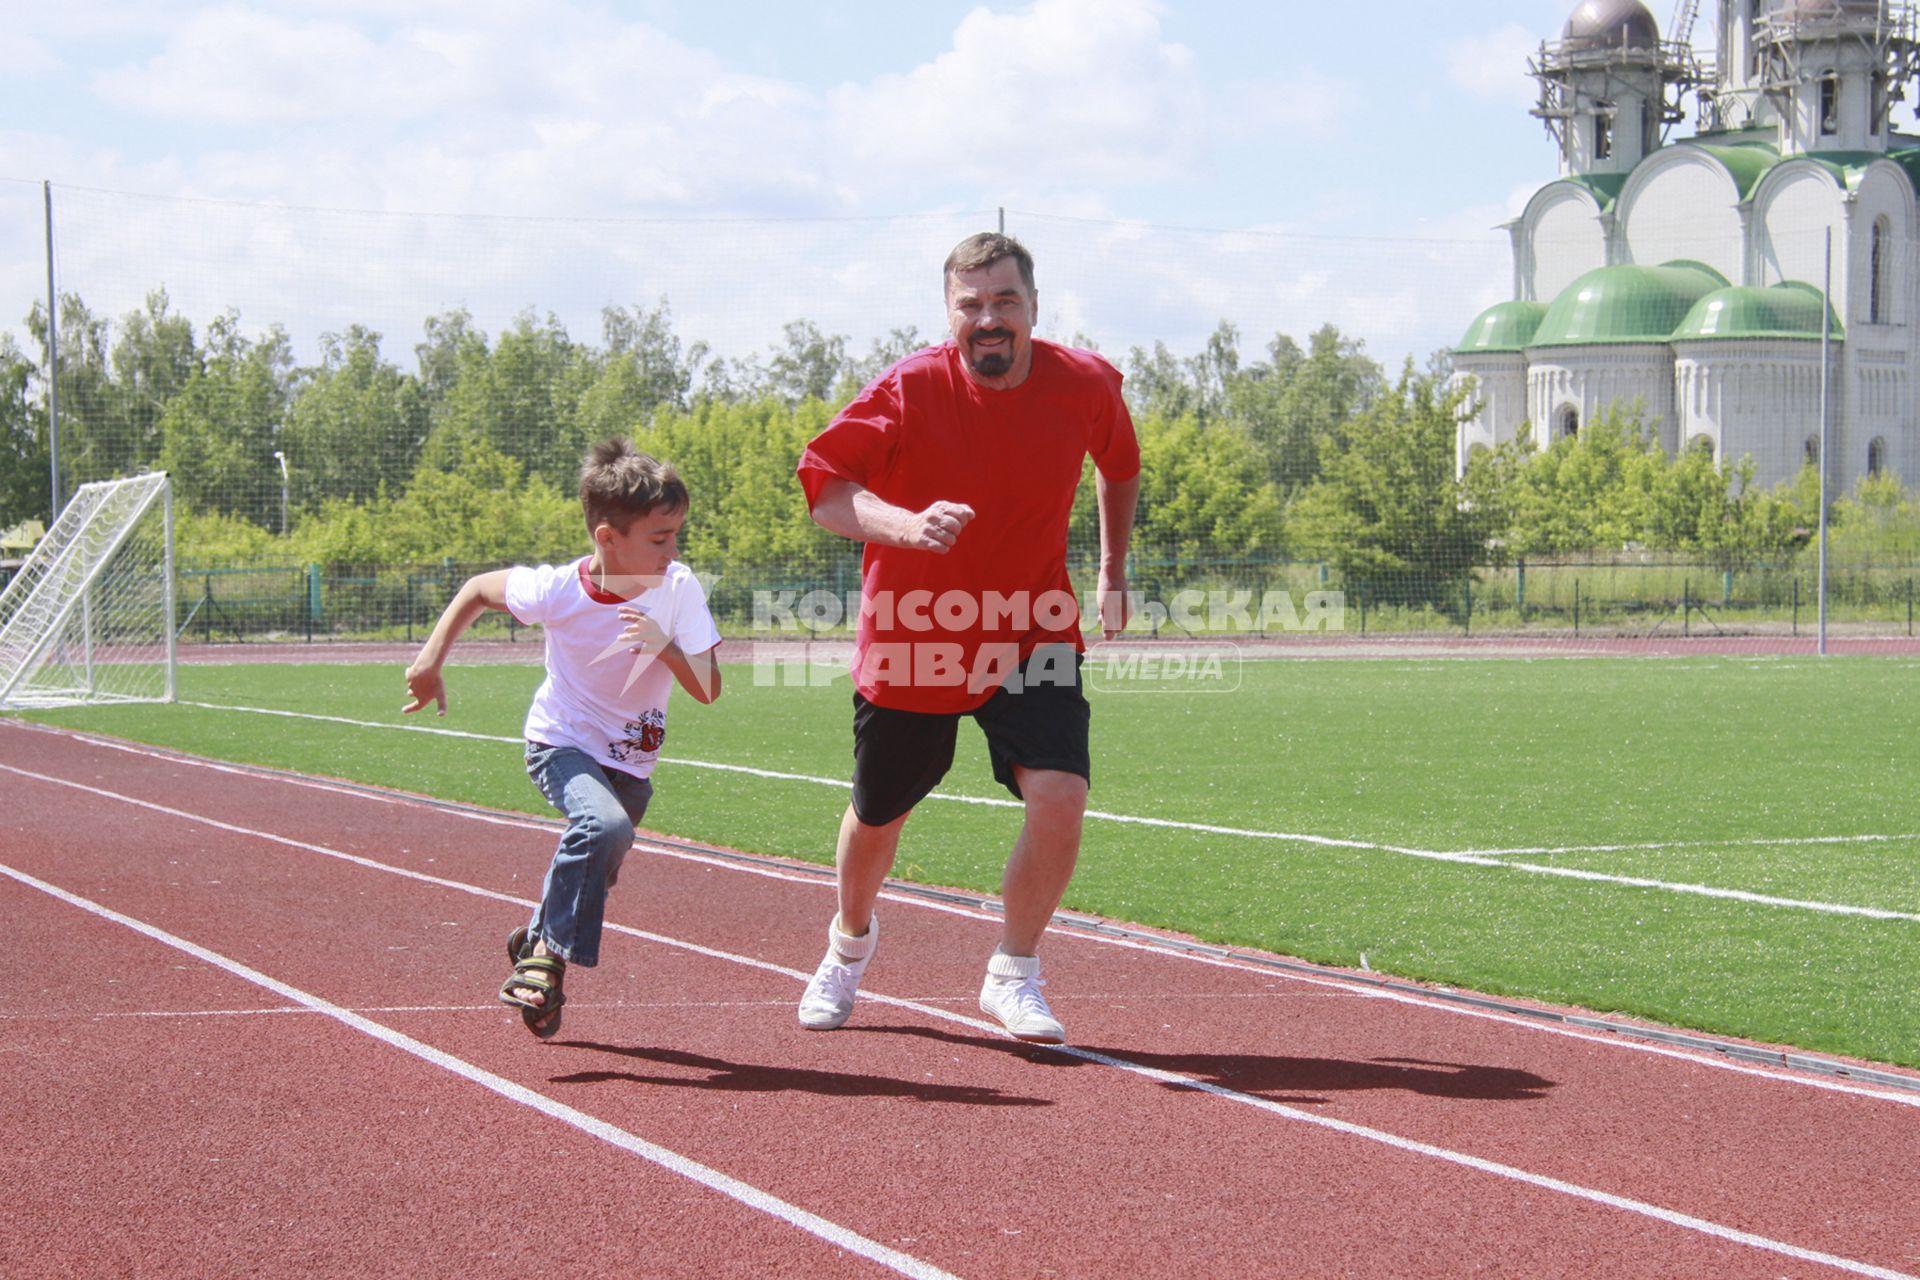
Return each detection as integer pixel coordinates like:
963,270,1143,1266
1526,346,1676,452
1524,186,1607,304
1451,357,1527,473
1618,152,1744,281
1755,167,1847,306
1672,342,1827,488
1845,167,1913,332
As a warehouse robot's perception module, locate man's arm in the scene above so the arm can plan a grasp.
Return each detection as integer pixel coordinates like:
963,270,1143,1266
404,569,513,714
808,476,975,554
1095,470,1139,640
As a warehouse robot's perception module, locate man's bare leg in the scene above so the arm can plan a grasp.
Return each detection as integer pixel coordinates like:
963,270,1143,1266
979,767,1087,1044
998,767,1088,954
835,802,908,941
798,803,908,1029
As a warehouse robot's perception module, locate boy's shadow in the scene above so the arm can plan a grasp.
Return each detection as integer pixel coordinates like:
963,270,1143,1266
550,1040,1049,1107
868,1025,1555,1105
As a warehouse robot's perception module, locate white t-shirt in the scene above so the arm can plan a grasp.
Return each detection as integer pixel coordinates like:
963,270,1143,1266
504,558,722,779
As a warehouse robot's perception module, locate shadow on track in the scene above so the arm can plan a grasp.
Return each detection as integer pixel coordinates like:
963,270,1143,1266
863,1025,1555,1104
548,1040,1051,1106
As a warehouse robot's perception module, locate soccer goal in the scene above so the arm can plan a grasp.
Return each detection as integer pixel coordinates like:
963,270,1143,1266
0,472,176,710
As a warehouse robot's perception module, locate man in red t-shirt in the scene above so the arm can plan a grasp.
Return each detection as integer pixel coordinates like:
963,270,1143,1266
792,232,1141,1043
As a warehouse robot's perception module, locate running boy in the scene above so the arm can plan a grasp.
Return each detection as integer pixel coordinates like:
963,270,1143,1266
403,438,722,1039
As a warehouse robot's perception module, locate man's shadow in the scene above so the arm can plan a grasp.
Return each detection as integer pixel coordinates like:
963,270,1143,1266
549,1039,1050,1107
866,1025,1555,1106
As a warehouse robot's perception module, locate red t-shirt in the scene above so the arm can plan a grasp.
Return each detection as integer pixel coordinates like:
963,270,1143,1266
796,339,1141,713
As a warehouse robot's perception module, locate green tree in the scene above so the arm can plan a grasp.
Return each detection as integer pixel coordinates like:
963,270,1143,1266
281,325,425,509
834,326,927,401
1287,367,1496,608
1494,407,1664,555
1095,409,1284,561
0,336,48,526
156,313,291,523
761,319,850,406
1124,321,1381,494
1828,468,1920,562
424,310,593,488
596,300,700,415
27,294,114,495
111,289,200,471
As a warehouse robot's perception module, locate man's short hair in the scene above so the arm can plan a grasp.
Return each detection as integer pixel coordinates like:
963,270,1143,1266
943,232,1035,294
579,437,687,534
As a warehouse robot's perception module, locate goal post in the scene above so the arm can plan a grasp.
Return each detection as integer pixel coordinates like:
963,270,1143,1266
0,472,176,710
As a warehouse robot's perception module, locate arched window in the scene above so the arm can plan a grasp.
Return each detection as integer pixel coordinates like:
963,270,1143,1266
1804,435,1821,468
1868,436,1888,476
1556,404,1580,441
1687,434,1716,461
1870,217,1890,324
1594,114,1613,161
1820,74,1840,135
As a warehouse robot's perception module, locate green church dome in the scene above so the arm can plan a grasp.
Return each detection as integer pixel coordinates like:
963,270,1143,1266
1673,282,1842,341
1529,261,1729,346
1456,300,1551,353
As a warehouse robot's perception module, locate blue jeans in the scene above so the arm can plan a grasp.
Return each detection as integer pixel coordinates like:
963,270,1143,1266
524,742,653,968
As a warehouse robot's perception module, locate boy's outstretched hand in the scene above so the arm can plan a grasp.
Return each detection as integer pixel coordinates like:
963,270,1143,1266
402,664,447,716
618,606,669,653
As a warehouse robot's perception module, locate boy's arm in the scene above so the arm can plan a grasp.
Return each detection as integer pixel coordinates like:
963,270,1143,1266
404,569,514,715
657,640,723,704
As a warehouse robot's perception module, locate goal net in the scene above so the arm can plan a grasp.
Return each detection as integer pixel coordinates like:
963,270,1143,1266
0,473,176,710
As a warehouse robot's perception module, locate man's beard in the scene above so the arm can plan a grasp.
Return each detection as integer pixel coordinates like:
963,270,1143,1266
968,332,1014,377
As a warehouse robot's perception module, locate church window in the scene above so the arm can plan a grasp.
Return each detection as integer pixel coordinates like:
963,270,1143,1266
1819,75,1839,135
1804,436,1820,468
1556,405,1580,441
1595,115,1612,161
1870,218,1889,324
1868,437,1888,476
1687,434,1716,461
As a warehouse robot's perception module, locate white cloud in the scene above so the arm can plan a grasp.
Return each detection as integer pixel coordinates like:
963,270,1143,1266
1446,23,1542,110
0,33,60,76
827,0,1208,196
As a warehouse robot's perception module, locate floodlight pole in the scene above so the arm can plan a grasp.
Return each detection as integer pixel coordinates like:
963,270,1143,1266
1818,229,1832,657
43,180,60,520
273,450,289,535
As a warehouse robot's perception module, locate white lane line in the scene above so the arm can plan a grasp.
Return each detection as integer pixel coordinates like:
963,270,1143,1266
131,703,1920,921
4,765,1917,1279
14,729,1920,1107
0,859,957,1280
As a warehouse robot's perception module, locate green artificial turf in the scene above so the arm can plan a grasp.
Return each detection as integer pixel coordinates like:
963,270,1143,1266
14,653,1920,1068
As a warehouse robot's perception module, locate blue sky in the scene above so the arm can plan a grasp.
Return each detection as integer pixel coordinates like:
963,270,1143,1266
0,0,1728,367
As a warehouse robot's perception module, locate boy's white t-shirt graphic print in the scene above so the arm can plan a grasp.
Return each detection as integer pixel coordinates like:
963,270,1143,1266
504,558,721,778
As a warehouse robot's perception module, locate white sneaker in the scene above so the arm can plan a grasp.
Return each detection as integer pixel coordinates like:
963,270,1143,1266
797,915,878,1031
979,952,1065,1044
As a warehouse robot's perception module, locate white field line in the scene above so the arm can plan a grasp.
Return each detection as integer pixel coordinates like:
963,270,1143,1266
20,729,1920,1111
1463,833,1920,857
171,701,1920,923
2,774,1915,1280
0,861,959,1280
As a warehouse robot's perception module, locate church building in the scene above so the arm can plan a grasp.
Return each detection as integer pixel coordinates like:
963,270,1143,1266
1452,0,1920,490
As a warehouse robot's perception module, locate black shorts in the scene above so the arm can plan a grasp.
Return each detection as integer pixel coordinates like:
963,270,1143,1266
849,645,1090,827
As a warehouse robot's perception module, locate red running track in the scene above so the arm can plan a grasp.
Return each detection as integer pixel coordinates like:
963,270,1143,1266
3,720,1918,1279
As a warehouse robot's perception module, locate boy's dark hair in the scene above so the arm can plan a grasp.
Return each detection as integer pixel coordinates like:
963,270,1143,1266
579,438,687,534
943,232,1035,293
